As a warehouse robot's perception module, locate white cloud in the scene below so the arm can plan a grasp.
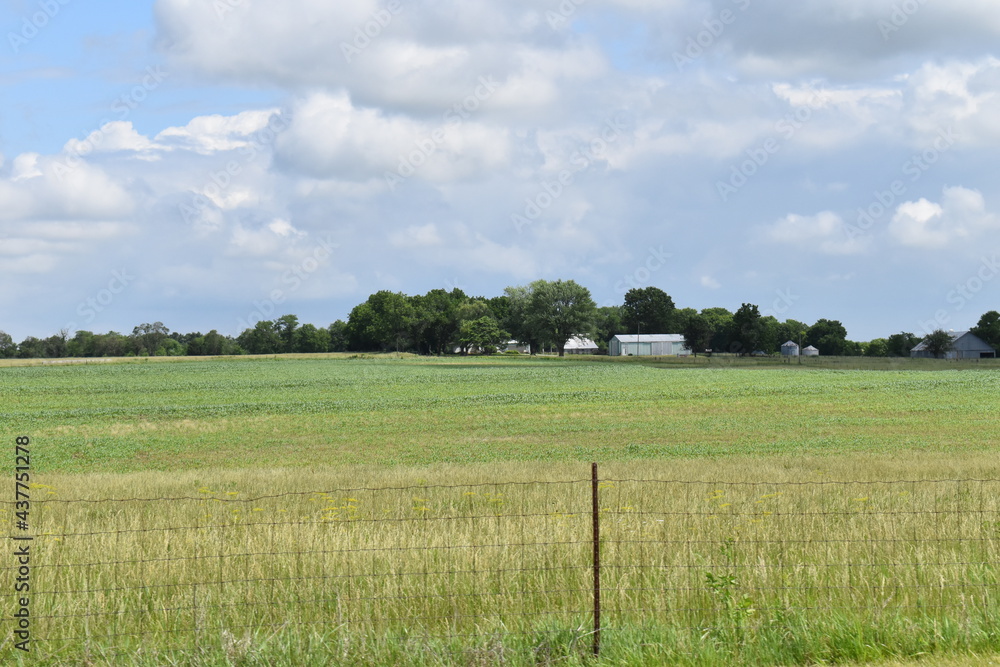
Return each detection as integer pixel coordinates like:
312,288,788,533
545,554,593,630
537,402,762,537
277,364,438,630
273,92,511,182
764,211,870,255
889,186,1000,248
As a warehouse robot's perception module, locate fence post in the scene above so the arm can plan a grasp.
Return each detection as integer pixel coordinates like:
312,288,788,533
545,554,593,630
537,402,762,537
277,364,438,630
592,462,601,657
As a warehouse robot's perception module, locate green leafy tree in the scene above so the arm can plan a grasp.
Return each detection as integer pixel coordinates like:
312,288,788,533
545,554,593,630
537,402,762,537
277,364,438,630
622,287,676,334
971,311,1000,350
238,320,283,355
864,338,889,357
17,336,45,359
327,320,348,352
67,330,96,357
458,317,509,355
131,322,170,356
681,314,713,357
0,330,15,358
345,291,416,352
525,279,597,357
922,329,955,358
593,306,624,353
886,332,921,357
807,319,849,356
293,323,331,353
275,314,299,353
700,307,734,353
731,303,765,355
503,285,540,354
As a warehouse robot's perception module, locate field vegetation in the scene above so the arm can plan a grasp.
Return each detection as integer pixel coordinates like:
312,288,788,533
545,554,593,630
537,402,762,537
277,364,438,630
4,355,1000,665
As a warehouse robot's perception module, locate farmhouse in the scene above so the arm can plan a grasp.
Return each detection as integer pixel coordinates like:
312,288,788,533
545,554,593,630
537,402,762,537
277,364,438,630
910,331,997,359
563,336,599,355
609,334,690,357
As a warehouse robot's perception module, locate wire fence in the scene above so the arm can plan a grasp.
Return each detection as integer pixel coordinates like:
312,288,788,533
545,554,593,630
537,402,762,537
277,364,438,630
6,466,1000,661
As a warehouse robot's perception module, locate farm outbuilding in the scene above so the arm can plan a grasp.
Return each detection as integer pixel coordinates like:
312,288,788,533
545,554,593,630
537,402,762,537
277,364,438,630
910,331,997,359
802,346,820,357
781,341,800,357
609,334,689,357
563,336,599,355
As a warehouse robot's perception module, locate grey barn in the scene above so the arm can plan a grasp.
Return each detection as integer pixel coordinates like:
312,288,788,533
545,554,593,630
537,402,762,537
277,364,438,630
910,331,996,359
609,334,689,357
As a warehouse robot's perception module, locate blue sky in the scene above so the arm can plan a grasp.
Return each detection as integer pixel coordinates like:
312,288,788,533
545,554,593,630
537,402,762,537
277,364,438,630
2,0,1000,343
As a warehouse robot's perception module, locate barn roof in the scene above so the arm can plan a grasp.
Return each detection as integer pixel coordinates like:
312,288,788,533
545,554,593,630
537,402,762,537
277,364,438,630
911,331,994,352
612,334,685,343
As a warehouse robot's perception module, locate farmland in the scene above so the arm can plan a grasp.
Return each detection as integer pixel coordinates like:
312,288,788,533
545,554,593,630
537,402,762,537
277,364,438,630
3,355,1000,475
4,355,1000,666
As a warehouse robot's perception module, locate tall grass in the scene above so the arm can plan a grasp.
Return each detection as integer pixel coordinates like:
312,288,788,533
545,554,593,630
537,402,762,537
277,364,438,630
7,457,1000,665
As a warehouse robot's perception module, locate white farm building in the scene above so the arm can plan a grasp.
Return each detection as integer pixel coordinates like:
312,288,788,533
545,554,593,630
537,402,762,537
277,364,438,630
563,336,599,355
609,334,689,357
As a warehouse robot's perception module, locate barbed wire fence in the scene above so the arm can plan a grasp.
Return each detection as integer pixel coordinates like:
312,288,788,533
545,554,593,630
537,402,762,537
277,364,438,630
5,466,1000,661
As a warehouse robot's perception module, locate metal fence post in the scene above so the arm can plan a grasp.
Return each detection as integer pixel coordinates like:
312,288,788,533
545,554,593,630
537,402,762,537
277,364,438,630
592,462,601,657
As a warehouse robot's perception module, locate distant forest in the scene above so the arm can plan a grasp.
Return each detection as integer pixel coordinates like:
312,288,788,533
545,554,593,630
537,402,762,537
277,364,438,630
3,282,999,360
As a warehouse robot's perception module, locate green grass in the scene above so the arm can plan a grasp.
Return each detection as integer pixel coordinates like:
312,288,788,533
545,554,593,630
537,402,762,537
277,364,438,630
3,355,1000,474
5,355,1000,665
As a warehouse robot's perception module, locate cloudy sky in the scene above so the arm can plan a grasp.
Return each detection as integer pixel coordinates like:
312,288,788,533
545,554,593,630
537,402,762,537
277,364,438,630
2,0,1000,342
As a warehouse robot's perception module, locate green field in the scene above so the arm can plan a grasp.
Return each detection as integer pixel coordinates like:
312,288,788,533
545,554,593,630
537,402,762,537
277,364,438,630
4,355,1000,666
4,355,1000,475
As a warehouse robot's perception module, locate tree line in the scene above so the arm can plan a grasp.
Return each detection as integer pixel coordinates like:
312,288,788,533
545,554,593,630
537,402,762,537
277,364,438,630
2,282,999,359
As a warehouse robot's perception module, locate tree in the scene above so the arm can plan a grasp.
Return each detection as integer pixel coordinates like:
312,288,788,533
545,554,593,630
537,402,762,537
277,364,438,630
458,317,509,355
503,285,540,354
922,329,955,358
275,314,299,353
345,291,416,352
622,287,676,334
524,279,597,357
972,311,1000,350
700,307,734,353
681,314,713,357
807,319,849,356
238,321,282,355
293,323,330,353
593,306,624,353
864,338,889,357
886,332,921,357
327,320,348,352
731,303,765,355
131,322,170,356
0,330,15,358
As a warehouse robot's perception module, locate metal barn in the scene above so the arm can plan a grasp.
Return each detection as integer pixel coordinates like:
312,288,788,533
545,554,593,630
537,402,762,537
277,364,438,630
910,331,997,359
609,334,690,357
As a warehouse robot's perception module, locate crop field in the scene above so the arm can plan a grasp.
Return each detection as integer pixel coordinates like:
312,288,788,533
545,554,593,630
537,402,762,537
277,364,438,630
4,355,1000,666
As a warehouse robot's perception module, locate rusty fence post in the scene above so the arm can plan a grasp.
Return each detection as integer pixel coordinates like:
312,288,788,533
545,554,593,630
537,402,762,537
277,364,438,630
592,462,601,657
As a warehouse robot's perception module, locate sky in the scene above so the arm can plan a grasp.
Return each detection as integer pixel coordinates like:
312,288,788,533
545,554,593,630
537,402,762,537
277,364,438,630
2,0,1000,343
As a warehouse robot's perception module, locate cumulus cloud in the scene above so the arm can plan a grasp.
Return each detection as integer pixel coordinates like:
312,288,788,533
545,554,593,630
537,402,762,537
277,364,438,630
889,186,1000,248
764,211,870,255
